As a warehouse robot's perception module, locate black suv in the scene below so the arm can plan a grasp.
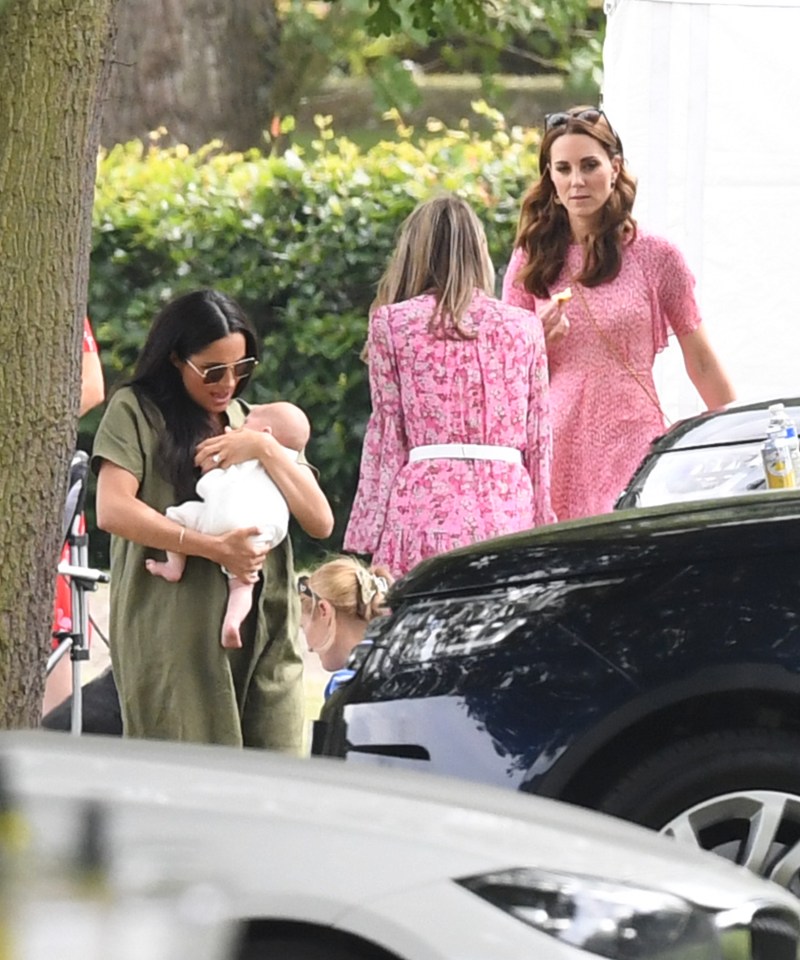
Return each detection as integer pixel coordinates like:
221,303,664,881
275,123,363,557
315,491,800,894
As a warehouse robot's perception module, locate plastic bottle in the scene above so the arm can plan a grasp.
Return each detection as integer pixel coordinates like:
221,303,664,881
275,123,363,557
767,403,800,479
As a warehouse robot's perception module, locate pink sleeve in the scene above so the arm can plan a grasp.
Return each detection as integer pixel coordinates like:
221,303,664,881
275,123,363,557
641,237,703,352
501,246,537,311
524,316,556,526
343,308,408,555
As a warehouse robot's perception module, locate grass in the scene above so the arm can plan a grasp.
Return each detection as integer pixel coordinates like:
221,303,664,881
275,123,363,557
291,71,599,145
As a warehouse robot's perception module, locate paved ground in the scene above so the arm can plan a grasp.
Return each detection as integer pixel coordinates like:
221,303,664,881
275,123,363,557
85,581,329,743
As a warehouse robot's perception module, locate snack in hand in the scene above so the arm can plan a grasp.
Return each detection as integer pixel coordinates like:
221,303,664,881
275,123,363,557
552,286,573,304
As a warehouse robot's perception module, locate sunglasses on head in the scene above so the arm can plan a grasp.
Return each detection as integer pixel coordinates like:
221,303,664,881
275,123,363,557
297,575,320,605
185,357,257,385
544,107,624,157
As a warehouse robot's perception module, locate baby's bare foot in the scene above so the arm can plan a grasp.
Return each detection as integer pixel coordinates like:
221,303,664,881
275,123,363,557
145,558,182,583
221,622,242,649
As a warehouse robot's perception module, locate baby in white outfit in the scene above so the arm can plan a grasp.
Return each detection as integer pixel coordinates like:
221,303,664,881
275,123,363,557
145,402,310,649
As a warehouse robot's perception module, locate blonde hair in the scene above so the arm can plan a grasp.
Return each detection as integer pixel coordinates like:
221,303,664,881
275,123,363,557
370,194,495,341
306,556,393,622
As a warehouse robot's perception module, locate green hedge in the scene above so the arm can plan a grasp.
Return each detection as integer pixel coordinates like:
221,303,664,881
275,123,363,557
85,104,541,567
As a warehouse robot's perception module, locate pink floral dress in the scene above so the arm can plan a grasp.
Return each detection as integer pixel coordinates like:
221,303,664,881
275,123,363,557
344,290,554,577
502,231,702,521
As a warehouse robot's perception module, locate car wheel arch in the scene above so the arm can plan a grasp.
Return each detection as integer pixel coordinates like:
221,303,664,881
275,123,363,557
235,919,403,960
524,663,800,809
597,729,800,893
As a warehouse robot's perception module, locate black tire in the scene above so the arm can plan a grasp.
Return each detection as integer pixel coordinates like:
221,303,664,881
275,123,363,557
599,730,800,892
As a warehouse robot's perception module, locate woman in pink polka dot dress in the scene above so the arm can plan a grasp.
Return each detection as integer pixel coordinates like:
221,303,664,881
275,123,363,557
344,194,555,578
502,107,735,522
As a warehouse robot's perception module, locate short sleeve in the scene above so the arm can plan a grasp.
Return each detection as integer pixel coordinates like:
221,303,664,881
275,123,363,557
91,387,151,482
637,235,703,352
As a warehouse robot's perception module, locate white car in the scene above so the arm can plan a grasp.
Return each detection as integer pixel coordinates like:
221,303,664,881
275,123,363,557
3,730,799,960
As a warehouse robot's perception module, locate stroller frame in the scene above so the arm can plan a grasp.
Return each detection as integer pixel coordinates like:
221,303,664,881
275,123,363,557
46,451,110,735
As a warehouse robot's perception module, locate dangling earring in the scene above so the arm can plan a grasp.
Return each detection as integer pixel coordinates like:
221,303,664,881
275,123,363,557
610,178,616,188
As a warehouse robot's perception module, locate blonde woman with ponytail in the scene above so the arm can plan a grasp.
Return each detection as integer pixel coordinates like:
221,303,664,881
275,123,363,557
298,556,393,696
344,193,555,578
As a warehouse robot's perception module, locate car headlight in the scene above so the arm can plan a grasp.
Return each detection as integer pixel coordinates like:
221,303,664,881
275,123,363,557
457,868,719,959
382,590,541,663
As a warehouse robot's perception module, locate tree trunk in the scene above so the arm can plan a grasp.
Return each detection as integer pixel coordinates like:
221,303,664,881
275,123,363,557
0,0,118,727
102,0,281,151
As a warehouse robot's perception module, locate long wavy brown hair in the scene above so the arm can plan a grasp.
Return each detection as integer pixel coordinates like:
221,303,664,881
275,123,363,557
514,107,637,299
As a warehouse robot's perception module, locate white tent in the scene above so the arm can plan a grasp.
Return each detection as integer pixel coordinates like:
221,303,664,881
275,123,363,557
602,0,800,421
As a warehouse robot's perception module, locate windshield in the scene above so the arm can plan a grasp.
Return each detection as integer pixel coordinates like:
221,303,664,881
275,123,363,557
632,443,766,507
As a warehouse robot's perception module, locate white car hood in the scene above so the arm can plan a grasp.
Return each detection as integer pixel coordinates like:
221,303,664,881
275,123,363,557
2,731,795,924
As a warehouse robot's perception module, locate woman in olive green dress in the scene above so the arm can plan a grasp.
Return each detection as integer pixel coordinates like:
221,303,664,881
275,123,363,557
93,289,334,748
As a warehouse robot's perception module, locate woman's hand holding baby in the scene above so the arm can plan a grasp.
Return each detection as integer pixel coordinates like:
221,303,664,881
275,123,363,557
195,427,280,473
214,527,269,583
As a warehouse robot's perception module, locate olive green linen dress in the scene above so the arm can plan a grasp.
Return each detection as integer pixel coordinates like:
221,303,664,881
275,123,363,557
92,387,304,749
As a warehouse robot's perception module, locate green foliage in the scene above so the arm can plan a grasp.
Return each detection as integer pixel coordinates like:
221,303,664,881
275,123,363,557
89,107,540,566
274,0,603,128
364,0,490,37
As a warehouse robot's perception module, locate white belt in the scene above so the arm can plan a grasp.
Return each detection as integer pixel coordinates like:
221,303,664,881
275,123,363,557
408,443,522,464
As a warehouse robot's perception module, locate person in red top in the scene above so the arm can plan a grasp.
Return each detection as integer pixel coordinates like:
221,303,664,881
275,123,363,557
43,317,106,715
79,317,105,416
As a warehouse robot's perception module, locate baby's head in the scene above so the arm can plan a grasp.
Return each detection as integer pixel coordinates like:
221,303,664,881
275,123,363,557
245,402,310,451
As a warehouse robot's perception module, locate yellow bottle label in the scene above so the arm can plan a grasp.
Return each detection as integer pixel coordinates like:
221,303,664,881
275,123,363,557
765,455,796,488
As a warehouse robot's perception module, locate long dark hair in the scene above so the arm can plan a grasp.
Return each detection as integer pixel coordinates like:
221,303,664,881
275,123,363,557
130,289,259,500
515,107,637,298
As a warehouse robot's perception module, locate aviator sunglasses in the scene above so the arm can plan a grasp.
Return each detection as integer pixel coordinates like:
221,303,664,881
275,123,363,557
544,107,624,157
184,357,258,384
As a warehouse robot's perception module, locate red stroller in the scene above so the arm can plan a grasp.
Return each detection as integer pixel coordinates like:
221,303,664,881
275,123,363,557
46,451,110,734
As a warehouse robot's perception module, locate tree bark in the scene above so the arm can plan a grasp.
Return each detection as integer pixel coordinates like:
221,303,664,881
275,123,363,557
0,0,118,727
102,0,281,151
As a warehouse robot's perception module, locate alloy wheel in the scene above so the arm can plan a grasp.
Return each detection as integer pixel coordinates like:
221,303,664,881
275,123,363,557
661,790,800,895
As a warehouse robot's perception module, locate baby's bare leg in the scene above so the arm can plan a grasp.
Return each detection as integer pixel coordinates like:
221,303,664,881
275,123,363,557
145,551,187,583
221,577,256,649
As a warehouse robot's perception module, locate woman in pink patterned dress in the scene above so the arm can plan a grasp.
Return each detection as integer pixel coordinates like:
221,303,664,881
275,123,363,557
502,107,735,521
344,194,555,577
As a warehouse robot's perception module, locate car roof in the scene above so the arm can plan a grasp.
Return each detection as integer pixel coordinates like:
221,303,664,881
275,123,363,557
395,491,800,596
650,397,800,452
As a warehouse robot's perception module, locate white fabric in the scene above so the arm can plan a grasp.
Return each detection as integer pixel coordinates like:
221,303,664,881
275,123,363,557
609,0,800,5
166,448,298,549
603,0,800,421
408,443,523,464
